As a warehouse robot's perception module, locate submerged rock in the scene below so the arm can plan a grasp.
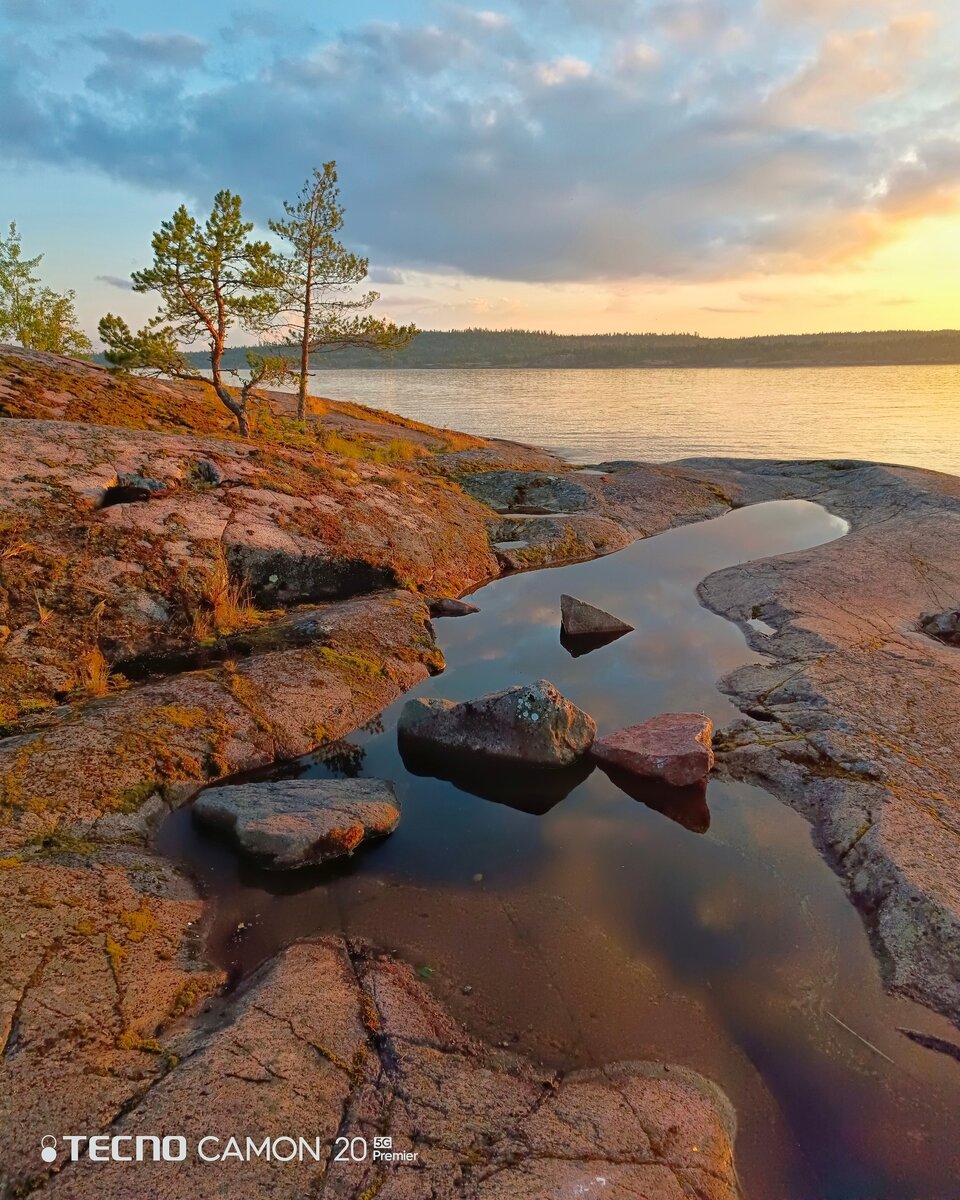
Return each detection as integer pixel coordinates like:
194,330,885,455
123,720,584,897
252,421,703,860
193,778,400,868
428,597,481,618
398,679,596,768
592,713,715,787
920,608,960,645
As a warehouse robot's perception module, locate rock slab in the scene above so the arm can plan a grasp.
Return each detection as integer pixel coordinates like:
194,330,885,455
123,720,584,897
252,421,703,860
399,679,596,768
561,592,634,637
592,713,715,786
193,778,400,868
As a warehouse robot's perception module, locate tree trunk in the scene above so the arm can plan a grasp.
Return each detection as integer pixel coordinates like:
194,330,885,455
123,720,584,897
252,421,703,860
210,345,248,436
298,261,313,422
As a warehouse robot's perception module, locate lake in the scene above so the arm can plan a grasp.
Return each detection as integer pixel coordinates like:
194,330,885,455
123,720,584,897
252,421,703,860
303,364,960,474
160,500,960,1200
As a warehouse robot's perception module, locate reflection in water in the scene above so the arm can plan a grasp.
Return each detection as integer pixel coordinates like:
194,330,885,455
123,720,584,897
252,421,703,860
399,741,594,815
597,764,711,833
559,626,632,657
158,500,960,1200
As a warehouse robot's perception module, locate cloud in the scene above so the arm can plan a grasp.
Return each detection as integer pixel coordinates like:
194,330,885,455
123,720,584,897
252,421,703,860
369,267,407,284
534,55,591,86
0,0,88,22
95,273,133,290
769,14,937,128
650,1,733,42
0,3,956,288
219,6,317,45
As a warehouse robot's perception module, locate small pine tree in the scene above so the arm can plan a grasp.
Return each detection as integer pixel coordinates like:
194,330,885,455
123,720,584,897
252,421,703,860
0,222,92,357
270,163,417,420
99,192,282,436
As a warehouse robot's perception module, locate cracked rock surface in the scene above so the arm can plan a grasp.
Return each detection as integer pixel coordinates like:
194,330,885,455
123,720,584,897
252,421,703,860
38,939,739,1200
682,458,960,1024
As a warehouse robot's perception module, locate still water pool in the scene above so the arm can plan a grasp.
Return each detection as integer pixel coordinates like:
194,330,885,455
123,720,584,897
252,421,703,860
159,500,960,1200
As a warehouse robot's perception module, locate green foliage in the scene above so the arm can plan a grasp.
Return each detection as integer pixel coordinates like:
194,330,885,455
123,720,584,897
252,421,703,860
99,191,284,435
0,222,92,356
270,162,418,417
98,314,184,374
201,327,960,372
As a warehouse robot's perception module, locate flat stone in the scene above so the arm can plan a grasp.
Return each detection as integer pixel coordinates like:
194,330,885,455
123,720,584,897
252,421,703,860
192,778,400,868
560,593,634,637
592,713,715,786
398,679,596,768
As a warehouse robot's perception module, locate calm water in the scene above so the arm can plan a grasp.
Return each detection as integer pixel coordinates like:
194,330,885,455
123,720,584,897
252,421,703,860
159,501,960,1200
305,364,960,474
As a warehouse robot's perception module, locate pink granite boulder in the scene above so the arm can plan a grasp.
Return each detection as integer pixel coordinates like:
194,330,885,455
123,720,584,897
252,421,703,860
592,712,714,787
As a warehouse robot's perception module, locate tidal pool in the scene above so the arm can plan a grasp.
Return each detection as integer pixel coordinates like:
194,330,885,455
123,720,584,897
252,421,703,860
159,499,960,1200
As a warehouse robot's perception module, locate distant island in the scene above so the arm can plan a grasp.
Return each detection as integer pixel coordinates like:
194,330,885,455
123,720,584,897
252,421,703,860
184,328,960,371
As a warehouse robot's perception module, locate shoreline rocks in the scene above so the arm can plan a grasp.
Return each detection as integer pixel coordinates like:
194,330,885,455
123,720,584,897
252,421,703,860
429,597,481,618
192,778,401,868
398,679,596,768
592,713,715,787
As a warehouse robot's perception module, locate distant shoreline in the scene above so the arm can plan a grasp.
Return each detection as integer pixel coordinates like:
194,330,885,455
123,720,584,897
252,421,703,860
169,328,960,372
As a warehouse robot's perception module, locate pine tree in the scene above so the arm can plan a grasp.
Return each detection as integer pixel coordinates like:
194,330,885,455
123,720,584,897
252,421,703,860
270,163,417,420
99,192,282,435
0,222,92,357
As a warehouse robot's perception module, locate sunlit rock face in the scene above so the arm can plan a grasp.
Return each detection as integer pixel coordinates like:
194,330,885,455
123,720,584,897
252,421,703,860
592,713,715,788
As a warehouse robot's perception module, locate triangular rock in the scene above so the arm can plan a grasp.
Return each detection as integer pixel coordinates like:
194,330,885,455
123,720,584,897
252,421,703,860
560,594,634,638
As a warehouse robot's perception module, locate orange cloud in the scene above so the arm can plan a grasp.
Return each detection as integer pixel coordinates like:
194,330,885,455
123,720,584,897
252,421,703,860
769,13,937,127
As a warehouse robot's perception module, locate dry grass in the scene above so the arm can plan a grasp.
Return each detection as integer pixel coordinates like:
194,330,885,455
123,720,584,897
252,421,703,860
33,593,54,627
191,547,262,639
317,428,425,465
77,647,111,696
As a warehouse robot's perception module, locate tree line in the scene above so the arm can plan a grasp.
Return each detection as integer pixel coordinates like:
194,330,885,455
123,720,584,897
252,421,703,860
2,163,416,435
209,326,959,371
0,224,92,357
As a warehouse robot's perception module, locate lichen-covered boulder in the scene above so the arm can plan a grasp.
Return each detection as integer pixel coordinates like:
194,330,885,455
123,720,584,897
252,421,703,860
592,712,714,787
192,778,400,868
398,679,596,768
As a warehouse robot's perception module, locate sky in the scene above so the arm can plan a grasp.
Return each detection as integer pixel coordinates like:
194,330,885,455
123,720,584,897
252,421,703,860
1,0,958,340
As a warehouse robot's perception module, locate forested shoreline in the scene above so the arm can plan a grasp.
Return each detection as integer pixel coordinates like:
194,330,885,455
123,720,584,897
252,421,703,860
176,327,960,370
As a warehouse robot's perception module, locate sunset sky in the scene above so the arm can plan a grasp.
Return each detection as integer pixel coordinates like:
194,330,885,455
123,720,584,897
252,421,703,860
1,0,958,340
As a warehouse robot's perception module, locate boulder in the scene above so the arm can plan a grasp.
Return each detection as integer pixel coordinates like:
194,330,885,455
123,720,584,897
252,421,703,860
192,778,400,868
398,679,596,768
560,593,634,638
592,712,714,787
920,609,960,645
102,473,175,505
429,597,481,618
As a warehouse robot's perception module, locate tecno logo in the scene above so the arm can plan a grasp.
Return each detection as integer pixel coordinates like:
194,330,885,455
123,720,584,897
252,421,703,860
40,1135,187,1164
